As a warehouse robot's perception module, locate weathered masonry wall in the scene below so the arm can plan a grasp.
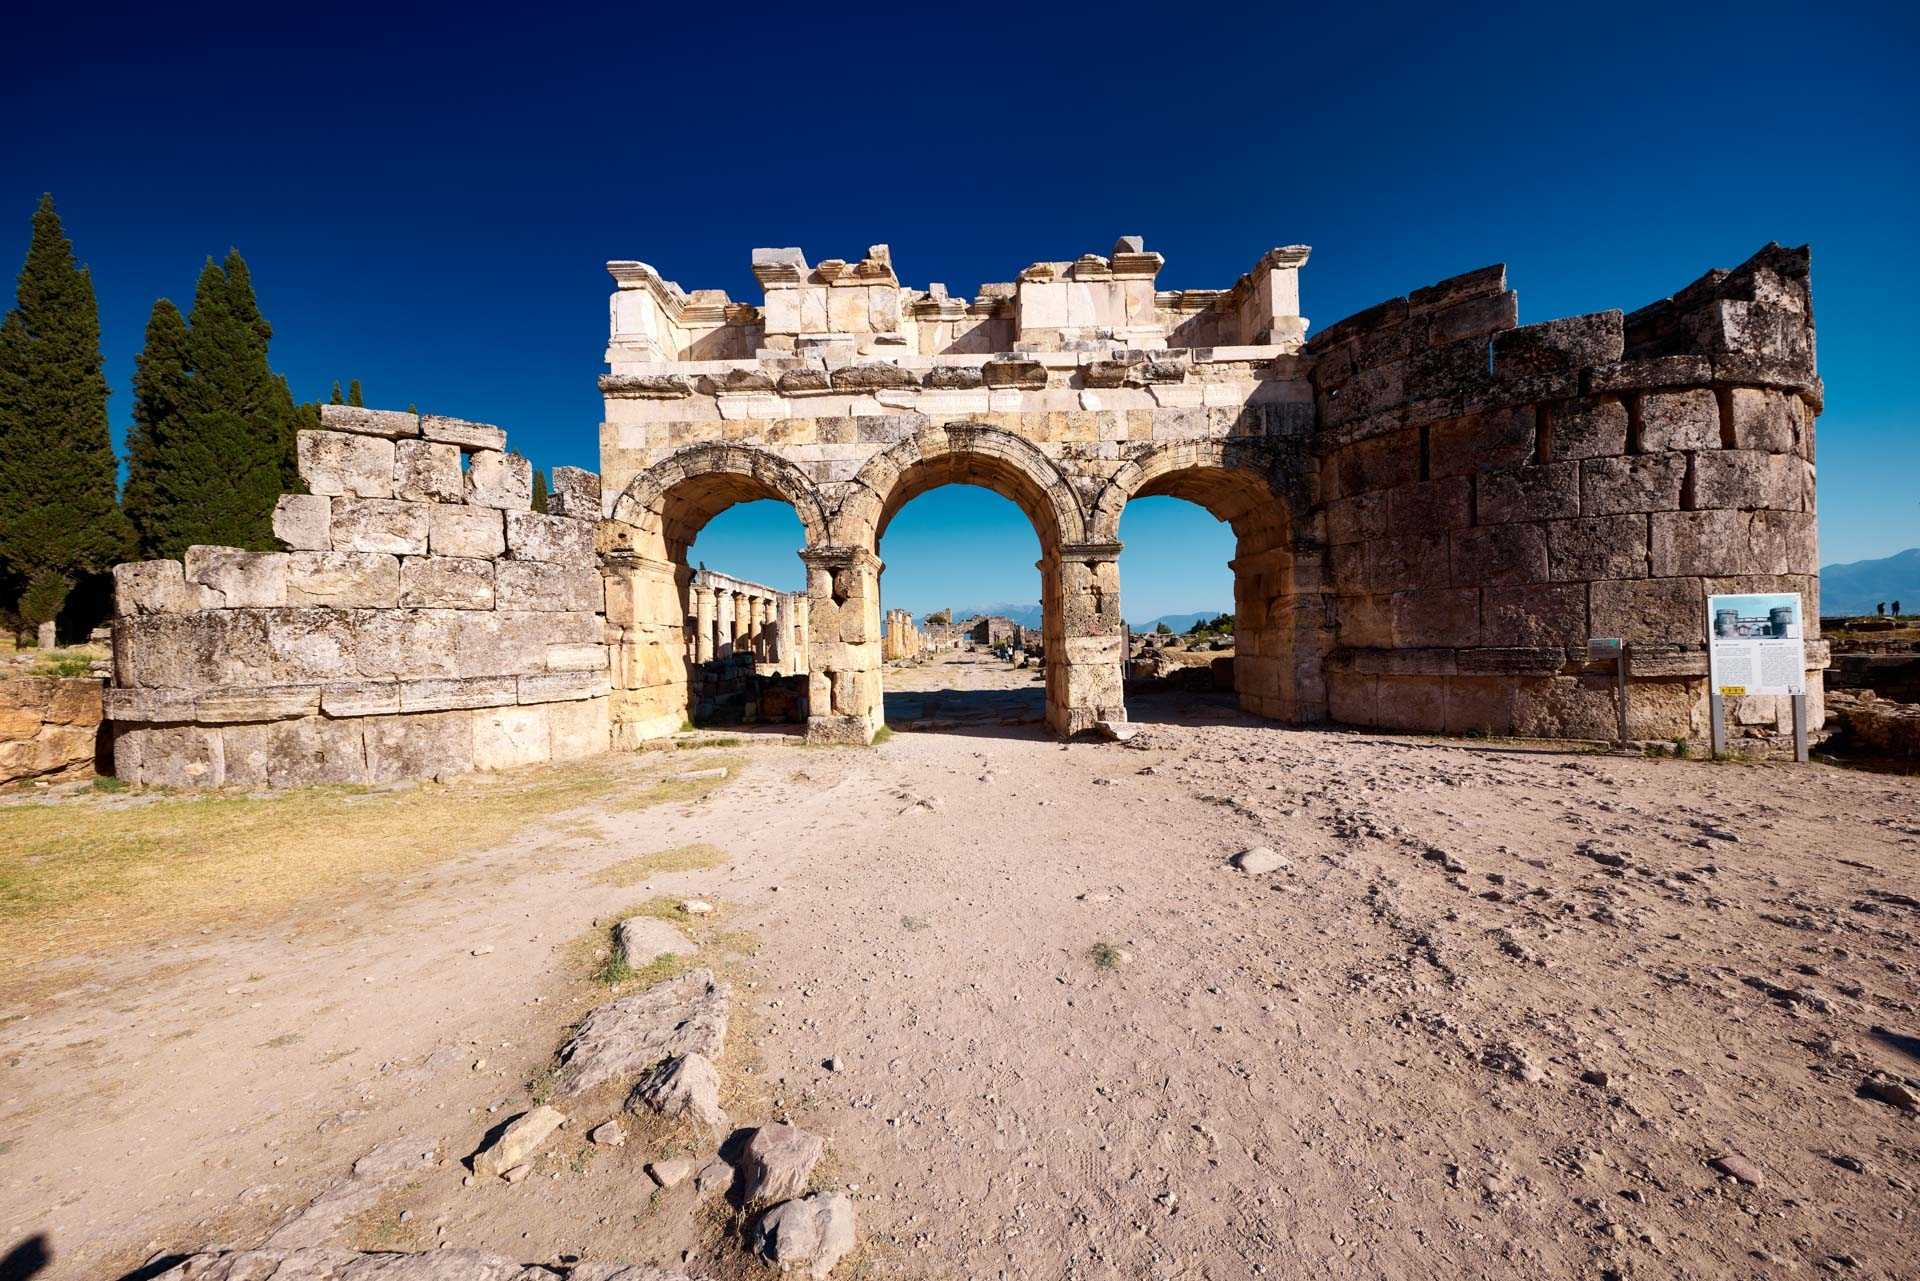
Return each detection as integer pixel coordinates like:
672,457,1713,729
105,406,610,787
1,675,103,784
1315,245,1824,740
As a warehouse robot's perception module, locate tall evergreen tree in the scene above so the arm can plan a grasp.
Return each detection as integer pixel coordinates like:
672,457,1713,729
329,380,343,405
125,252,303,556
347,378,363,407
0,195,130,623
531,468,549,513
122,299,191,557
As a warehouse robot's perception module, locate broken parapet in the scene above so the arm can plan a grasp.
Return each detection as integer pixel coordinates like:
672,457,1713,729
104,405,610,787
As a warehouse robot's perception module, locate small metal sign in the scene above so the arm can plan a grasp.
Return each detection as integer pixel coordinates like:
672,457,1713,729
1587,637,1624,661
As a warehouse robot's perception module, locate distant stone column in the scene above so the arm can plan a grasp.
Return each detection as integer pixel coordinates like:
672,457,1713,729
777,594,797,673
693,585,716,663
755,596,772,661
716,589,736,659
733,591,751,656
795,597,810,676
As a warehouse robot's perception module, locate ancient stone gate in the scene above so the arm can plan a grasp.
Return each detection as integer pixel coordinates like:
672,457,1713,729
598,237,1823,749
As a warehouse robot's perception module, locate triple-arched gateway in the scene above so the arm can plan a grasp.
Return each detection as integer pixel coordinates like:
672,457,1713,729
103,236,1826,785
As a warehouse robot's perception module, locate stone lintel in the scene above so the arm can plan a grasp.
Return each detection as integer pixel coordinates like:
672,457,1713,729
1055,541,1125,565
798,545,882,575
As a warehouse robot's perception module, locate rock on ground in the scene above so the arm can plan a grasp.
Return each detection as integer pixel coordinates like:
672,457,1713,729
1230,846,1289,873
265,1137,440,1247
472,1105,566,1178
626,1052,726,1129
551,970,729,1096
739,1123,827,1205
750,1192,856,1279
615,917,694,970
151,1248,691,1280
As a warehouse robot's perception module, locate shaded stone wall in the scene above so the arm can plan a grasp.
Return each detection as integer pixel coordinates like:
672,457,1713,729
1314,245,1823,741
0,676,102,784
105,406,611,787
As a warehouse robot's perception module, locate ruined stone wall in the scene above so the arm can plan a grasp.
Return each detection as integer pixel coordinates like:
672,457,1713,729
1,676,102,784
1313,245,1823,741
881,609,924,661
105,406,610,787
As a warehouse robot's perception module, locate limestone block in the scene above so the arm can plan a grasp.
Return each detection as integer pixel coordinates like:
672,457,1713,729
363,709,475,783
126,610,275,690
317,404,419,438
465,449,532,510
420,414,507,450
472,703,551,770
548,697,610,761
330,498,430,554
1390,588,1480,647
392,439,464,502
1358,532,1452,594
119,724,222,787
519,671,610,703
265,609,358,683
495,562,603,613
219,722,272,788
1326,492,1389,545
1580,455,1685,515
505,511,595,563
183,546,288,608
103,686,194,723
545,642,608,672
272,493,332,551
1512,673,1701,740
1370,675,1449,732
1589,577,1706,645
1639,389,1722,452
1547,515,1649,582
550,466,601,518
428,504,505,558
1749,509,1818,575
286,551,401,608
191,687,322,724
1385,477,1471,535
1430,405,1535,478
298,429,396,498
827,285,870,333
1692,450,1800,511
1547,397,1629,461
399,556,495,609
319,680,401,717
1729,387,1797,453
1483,583,1589,646
1476,462,1579,525
399,676,519,712
267,715,369,787
350,610,468,681
1451,524,1548,586
114,559,210,615
1649,509,1754,577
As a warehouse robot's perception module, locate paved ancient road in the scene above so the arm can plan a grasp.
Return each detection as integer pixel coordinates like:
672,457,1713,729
5,662,1918,1280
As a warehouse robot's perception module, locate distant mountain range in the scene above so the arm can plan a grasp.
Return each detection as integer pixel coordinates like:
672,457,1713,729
924,604,1225,632
1821,547,1920,616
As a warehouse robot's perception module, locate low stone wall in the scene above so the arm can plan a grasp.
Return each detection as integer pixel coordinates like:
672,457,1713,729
105,406,611,787
1827,691,1920,758
0,676,103,784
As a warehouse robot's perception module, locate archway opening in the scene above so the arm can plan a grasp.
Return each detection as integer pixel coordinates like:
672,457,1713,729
605,452,827,746
876,483,1050,734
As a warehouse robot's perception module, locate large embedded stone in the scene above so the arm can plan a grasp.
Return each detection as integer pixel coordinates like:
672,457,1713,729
1546,515,1649,582
626,1052,725,1130
272,493,332,551
1590,576,1706,645
505,511,596,564
471,703,551,770
1546,397,1628,461
330,498,430,555
1482,583,1588,646
429,504,506,558
1475,463,1578,525
393,439,464,502
465,450,532,510
471,1105,565,1179
518,672,609,703
738,1124,827,1206
1429,405,1535,478
299,429,396,498
399,556,495,609
400,676,519,712
552,968,730,1096
750,1192,856,1279
1451,525,1547,586
1692,450,1802,511
1727,387,1798,453
830,362,916,391
183,547,287,608
615,917,695,970
266,715,369,787
548,697,610,761
1638,389,1721,452
286,551,401,608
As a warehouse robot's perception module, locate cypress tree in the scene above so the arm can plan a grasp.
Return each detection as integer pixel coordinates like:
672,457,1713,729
329,380,343,405
347,378,363,407
122,299,192,557
531,467,548,513
0,195,130,623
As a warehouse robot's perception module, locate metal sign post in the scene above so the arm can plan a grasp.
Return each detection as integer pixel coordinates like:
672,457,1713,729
1709,692,1727,759
1588,638,1627,746
1792,693,1809,763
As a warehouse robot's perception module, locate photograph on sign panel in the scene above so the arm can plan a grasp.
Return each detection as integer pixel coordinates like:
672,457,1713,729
1707,592,1806,697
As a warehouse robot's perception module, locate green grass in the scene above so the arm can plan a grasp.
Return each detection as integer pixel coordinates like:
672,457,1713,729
1088,941,1123,970
592,842,730,888
871,726,893,746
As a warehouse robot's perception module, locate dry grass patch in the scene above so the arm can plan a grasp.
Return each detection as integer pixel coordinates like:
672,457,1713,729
594,842,730,887
0,752,744,983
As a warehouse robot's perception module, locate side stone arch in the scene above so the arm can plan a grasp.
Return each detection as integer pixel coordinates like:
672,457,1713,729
831,422,1089,551
1088,438,1301,545
609,442,832,555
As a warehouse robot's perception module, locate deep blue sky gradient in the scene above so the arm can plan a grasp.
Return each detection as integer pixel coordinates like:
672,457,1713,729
3,1,1914,620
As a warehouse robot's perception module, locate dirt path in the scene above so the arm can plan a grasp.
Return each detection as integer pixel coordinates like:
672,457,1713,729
4,663,1918,1280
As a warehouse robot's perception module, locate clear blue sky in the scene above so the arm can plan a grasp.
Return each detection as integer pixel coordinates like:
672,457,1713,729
3,2,1914,620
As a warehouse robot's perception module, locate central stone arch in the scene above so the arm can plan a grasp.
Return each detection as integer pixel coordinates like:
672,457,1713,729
830,424,1123,737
